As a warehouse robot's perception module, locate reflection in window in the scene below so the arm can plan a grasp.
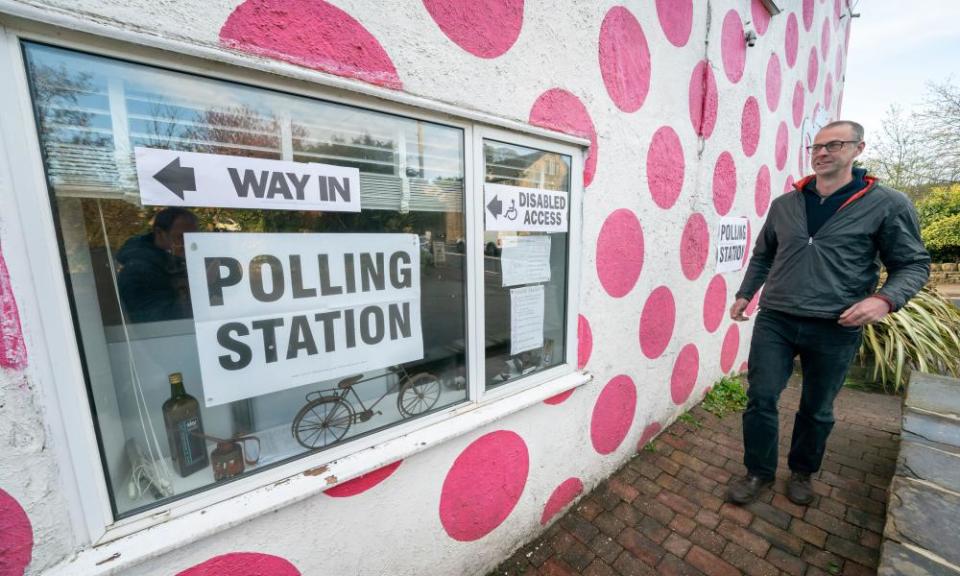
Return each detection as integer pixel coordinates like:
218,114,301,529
24,42,468,518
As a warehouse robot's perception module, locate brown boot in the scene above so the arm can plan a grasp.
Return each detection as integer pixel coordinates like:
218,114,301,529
726,474,773,505
786,472,814,505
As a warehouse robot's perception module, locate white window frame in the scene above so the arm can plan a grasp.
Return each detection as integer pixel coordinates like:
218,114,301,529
0,17,590,574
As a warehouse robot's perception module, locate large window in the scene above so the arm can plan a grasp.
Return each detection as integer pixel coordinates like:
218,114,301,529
20,41,581,524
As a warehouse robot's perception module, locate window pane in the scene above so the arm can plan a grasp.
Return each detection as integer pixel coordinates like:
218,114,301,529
483,140,570,389
23,42,468,518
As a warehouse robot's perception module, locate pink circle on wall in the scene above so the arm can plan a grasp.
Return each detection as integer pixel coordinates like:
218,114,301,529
703,274,727,333
680,213,709,281
834,0,843,24
775,121,789,171
792,81,805,128
637,421,662,451
802,0,815,31
745,290,761,316
439,431,529,541
784,174,796,195
529,89,598,187
540,478,584,525
807,46,820,92
596,209,644,298
422,0,524,58
177,553,300,576
712,151,737,216
755,165,771,217
821,18,831,60
835,50,843,80
741,97,761,157
640,286,676,359
325,461,402,497
785,13,799,68
219,0,402,90
0,489,32,576
751,0,771,36
577,314,593,370
591,375,638,455
655,0,693,47
720,323,741,373
720,10,746,83
599,6,652,113
824,73,834,109
689,60,719,138
544,389,575,405
647,126,685,209
670,344,700,405
765,53,782,112
0,253,27,371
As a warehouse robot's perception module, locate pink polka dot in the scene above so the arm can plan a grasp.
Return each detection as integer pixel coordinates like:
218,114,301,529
807,46,819,92
177,553,300,576
544,389,574,405
712,152,737,216
670,344,700,405
422,0,524,59
751,0,771,36
439,431,529,541
703,274,727,333
834,0,843,24
835,50,843,80
720,324,740,373
647,126,685,209
640,286,676,359
792,81,805,128
0,489,32,576
741,97,761,157
636,422,662,451
755,165,771,217
655,0,693,47
824,73,834,109
577,314,593,370
739,361,749,374
680,213,709,281
591,375,637,455
720,10,746,83
0,253,27,371
785,13,799,68
784,174,796,195
600,6,652,113
325,461,402,497
746,290,761,316
219,0,401,90
775,122,789,171
689,60,719,138
541,478,584,525
596,209,644,298
765,53,782,112
821,18,831,60
529,89,598,187
802,0,815,31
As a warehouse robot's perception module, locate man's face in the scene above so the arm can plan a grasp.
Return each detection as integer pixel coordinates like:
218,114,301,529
155,216,197,257
811,124,865,178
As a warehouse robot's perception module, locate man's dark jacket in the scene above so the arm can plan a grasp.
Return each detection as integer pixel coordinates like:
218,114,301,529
116,233,192,323
737,175,930,318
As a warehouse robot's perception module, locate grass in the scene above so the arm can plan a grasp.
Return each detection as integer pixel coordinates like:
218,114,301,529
677,411,702,428
701,374,749,417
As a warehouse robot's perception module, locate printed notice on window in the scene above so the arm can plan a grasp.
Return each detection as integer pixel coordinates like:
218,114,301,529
485,183,568,233
184,232,422,406
716,217,749,273
510,285,544,355
501,235,552,287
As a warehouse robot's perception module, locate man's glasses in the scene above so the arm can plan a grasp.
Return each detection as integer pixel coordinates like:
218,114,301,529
806,140,860,153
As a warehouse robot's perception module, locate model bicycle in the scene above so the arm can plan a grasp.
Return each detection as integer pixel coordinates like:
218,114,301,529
291,364,441,449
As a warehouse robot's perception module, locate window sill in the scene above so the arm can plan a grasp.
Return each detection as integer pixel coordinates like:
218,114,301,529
45,370,593,576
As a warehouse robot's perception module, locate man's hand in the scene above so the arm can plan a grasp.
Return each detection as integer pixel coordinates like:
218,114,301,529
730,297,750,321
838,297,890,327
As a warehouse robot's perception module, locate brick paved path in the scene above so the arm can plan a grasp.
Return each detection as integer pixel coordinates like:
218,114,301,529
490,380,901,576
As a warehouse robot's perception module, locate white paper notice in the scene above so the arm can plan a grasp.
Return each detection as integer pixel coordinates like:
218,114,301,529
500,235,552,287
510,285,545,355
135,147,361,213
716,217,749,273
485,183,568,233
184,232,422,406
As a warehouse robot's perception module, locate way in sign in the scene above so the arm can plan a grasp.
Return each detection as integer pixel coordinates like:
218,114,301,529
135,147,361,213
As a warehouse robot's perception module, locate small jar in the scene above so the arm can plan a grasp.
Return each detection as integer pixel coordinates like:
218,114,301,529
211,440,244,481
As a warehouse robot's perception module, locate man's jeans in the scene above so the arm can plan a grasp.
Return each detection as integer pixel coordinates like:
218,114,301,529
743,309,862,480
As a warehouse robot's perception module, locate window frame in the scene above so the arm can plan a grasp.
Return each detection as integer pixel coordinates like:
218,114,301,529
0,17,589,562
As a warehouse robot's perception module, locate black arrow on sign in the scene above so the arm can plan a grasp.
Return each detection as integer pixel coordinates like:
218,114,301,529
486,195,502,219
153,157,196,200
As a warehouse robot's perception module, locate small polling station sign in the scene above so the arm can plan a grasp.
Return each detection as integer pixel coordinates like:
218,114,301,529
716,217,749,273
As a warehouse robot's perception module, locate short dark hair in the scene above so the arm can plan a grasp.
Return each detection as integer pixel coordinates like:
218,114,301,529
821,120,864,141
152,207,196,232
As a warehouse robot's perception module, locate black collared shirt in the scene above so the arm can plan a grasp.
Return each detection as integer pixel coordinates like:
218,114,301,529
802,167,867,237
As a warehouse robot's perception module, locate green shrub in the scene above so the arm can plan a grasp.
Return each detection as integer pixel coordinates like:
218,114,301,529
921,213,960,262
702,375,748,417
916,184,960,228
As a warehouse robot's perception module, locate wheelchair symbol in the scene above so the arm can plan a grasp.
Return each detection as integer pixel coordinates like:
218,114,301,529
505,200,518,221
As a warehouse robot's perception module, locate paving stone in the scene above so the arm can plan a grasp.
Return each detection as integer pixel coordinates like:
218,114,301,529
878,540,960,576
688,526,726,556
904,372,960,419
594,511,627,539
562,511,601,545
559,539,596,573
616,527,664,567
663,533,692,558
902,410,960,448
885,476,960,568
537,558,576,576
789,518,829,548
720,541,779,576
583,558,618,576
825,534,878,568
612,550,657,576
745,500,792,529
844,506,885,533
684,545,740,576
765,546,807,576
749,517,804,556
715,519,770,557
897,438,960,493
656,553,704,576
588,533,624,565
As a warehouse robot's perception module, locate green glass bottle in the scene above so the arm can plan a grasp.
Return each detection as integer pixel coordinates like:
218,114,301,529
162,372,208,477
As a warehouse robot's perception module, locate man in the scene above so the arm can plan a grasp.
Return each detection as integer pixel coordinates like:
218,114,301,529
726,121,929,506
117,207,198,323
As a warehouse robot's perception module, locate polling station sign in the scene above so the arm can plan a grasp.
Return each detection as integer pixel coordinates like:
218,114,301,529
135,147,361,213
716,217,749,273
485,183,568,233
184,233,422,406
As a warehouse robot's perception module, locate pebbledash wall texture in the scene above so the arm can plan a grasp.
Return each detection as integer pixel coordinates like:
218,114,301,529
0,0,852,574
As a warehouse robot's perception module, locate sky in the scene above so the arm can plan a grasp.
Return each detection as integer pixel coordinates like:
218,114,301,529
843,0,960,144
